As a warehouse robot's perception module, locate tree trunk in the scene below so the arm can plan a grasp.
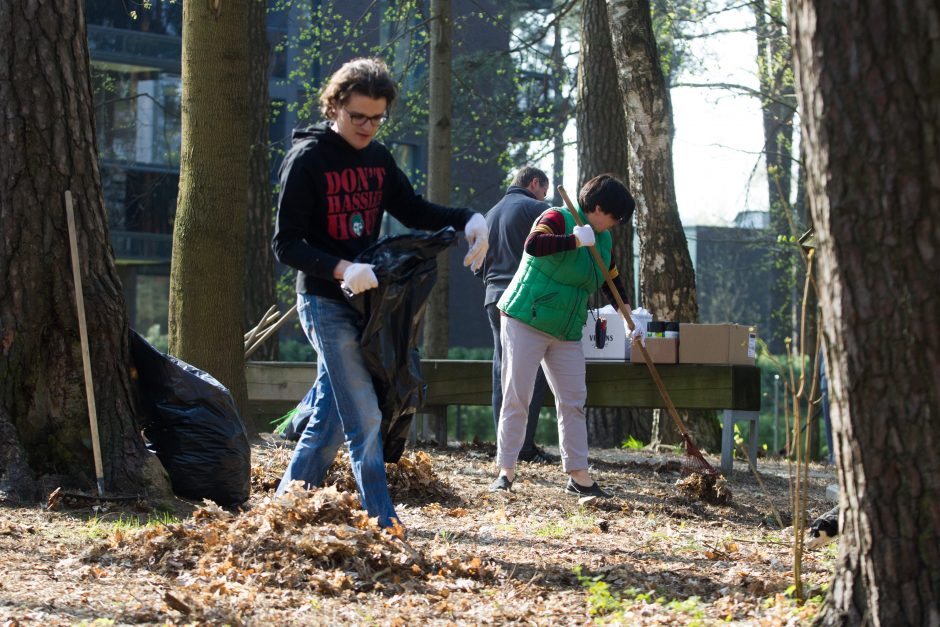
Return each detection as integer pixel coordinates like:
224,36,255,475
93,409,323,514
423,0,453,359
608,0,719,451
550,18,566,208
577,0,648,448
754,0,798,355
169,0,250,413
789,1,940,623
243,0,277,363
0,1,170,500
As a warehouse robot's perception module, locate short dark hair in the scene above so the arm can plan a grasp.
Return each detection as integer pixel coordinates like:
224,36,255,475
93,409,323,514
319,58,398,120
578,174,635,224
512,166,548,189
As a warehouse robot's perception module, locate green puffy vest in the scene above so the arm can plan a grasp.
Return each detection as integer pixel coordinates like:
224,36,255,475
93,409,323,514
497,207,612,340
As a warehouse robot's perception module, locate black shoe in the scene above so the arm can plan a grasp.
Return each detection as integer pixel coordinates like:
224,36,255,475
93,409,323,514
489,475,513,492
518,446,559,464
565,478,611,498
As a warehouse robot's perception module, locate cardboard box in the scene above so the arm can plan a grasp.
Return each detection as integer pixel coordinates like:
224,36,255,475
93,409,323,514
679,323,757,365
581,310,626,361
629,337,677,363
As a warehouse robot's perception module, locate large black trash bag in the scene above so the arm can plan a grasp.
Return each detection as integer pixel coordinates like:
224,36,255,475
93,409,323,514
349,227,457,461
130,331,251,507
280,229,456,462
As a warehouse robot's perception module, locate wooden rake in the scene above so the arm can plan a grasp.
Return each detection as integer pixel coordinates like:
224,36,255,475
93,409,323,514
557,185,718,476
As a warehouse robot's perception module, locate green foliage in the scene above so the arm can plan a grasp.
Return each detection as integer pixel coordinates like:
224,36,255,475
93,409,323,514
534,520,567,538
85,510,181,539
621,434,645,449
278,338,316,362
574,566,625,617
144,323,169,353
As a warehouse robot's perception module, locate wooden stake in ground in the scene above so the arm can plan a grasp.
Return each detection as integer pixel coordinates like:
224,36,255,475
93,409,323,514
65,191,106,497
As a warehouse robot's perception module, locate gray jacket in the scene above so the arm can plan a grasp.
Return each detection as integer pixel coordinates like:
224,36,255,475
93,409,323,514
480,185,550,306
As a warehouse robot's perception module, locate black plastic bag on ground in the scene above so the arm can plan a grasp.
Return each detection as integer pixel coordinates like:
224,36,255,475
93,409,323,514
130,331,251,507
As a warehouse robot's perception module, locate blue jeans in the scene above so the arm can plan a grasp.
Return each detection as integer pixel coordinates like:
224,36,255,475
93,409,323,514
486,302,549,456
275,294,398,528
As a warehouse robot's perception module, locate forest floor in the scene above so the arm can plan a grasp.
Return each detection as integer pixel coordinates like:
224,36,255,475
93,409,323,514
0,435,838,626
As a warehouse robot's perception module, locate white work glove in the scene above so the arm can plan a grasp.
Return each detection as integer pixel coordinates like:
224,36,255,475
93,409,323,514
573,224,595,248
629,323,646,348
462,213,488,273
341,263,378,295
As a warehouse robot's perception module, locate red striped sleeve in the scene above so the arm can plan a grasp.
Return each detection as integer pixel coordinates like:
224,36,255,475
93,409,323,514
524,210,577,257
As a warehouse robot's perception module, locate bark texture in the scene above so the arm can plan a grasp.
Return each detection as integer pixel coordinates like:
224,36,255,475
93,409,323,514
0,1,169,499
243,0,277,362
423,0,453,358
608,0,718,451
169,0,250,413
577,0,648,447
789,1,940,624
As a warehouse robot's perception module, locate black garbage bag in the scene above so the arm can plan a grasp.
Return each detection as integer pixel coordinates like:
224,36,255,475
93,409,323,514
130,330,251,507
279,228,456,463
349,227,457,462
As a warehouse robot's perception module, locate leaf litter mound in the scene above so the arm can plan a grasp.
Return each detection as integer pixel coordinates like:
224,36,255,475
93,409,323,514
86,450,484,620
252,445,459,505
675,471,733,505
95,482,490,619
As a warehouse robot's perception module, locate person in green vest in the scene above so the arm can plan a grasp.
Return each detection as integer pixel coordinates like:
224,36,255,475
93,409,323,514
489,174,638,497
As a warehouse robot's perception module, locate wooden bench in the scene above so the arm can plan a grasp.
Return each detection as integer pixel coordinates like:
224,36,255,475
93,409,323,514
246,360,762,475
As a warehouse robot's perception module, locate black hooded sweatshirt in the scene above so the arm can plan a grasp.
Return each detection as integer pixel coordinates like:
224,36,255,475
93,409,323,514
273,123,474,301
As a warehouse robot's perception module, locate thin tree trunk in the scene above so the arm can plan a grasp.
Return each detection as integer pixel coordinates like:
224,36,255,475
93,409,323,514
577,0,647,447
789,1,940,623
0,0,169,499
243,0,277,363
423,0,453,359
550,18,566,208
754,0,798,355
169,0,250,414
608,0,719,451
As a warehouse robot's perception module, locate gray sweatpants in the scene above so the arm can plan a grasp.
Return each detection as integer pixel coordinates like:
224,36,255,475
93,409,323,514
497,315,589,472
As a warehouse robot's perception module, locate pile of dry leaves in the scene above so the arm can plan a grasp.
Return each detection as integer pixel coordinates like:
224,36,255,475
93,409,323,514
92,482,488,621
252,444,459,505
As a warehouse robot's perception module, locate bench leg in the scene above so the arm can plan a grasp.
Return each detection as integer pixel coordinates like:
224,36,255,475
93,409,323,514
721,410,761,476
721,410,735,476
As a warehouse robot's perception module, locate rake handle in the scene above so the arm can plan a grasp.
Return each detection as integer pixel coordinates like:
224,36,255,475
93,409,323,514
556,185,692,439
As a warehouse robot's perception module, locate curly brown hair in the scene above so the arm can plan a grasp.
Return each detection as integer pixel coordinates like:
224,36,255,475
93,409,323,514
319,58,398,120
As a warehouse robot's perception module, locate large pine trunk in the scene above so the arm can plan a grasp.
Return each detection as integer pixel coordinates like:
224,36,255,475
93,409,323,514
422,0,453,358
577,0,649,447
243,0,278,362
169,0,250,413
789,1,940,623
0,1,170,500
607,0,719,451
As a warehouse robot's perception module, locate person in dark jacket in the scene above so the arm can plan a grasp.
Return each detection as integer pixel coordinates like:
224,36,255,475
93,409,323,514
272,57,488,531
481,166,555,464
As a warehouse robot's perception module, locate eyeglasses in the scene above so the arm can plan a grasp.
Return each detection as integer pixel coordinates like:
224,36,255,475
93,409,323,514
343,108,388,128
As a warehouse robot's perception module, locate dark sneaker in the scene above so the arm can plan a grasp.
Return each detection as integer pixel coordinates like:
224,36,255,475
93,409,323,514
489,475,513,492
565,478,611,498
519,446,558,464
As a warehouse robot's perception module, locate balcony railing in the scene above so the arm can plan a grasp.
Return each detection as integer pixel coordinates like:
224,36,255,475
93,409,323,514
87,25,182,72
110,230,173,265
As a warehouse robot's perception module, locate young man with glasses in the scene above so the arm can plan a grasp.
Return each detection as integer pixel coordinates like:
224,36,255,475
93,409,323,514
273,57,488,532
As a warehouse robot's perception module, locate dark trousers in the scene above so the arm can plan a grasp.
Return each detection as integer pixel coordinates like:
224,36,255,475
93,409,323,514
486,302,549,457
